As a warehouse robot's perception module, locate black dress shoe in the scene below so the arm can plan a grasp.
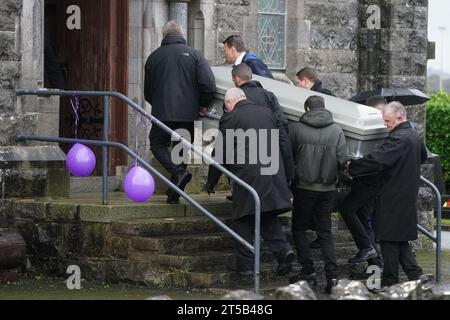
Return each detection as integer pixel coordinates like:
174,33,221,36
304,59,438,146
166,171,192,204
276,250,295,276
348,247,378,264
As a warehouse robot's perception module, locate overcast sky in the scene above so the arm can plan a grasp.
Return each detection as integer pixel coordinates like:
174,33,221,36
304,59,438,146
428,0,450,74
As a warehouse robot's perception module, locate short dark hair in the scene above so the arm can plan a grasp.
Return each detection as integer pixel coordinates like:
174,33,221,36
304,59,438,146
223,35,246,52
296,67,318,82
365,95,387,108
305,95,325,110
231,63,253,82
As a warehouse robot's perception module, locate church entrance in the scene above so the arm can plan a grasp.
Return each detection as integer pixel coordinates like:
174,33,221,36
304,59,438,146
44,0,129,175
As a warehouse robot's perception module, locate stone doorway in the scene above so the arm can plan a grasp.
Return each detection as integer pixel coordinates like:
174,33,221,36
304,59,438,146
44,0,129,176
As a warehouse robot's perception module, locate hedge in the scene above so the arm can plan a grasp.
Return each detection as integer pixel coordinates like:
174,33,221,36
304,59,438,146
426,91,450,189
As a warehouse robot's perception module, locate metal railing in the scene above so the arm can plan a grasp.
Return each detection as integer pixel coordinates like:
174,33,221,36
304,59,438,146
418,176,442,282
15,89,262,294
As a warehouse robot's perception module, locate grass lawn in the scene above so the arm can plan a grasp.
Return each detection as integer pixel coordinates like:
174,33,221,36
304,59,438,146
435,218,450,226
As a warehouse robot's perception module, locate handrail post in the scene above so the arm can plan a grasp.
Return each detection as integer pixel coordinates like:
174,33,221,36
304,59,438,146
103,96,110,205
420,176,442,283
254,205,261,295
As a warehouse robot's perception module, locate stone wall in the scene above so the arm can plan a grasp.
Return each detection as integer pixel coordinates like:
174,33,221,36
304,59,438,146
358,0,429,135
0,0,68,200
1,0,25,143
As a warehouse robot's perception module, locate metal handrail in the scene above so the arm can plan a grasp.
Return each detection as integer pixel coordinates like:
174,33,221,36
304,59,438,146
417,176,442,282
15,89,262,294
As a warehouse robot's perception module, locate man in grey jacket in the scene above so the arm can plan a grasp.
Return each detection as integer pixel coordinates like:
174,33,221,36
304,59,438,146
288,95,347,294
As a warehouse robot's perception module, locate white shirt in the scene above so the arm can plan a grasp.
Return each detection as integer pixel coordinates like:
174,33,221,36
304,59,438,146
233,52,246,67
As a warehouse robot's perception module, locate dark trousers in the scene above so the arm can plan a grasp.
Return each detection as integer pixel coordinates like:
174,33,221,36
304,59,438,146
149,121,194,176
291,188,337,279
340,184,383,267
232,213,292,271
380,241,423,287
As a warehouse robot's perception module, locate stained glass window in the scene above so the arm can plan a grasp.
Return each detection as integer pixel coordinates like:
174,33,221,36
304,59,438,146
257,0,286,69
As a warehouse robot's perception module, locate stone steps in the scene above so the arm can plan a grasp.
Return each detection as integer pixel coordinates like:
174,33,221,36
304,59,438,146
113,229,356,255
127,243,357,272
111,215,292,237
11,192,365,290
140,258,359,290
106,206,359,289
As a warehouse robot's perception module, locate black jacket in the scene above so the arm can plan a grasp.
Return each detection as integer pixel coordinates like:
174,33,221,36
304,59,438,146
144,36,216,122
349,122,427,241
311,80,335,97
289,108,347,192
207,99,292,220
239,81,294,180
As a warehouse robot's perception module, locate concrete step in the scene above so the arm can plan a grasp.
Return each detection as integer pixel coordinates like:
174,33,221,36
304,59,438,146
120,229,356,255
111,211,351,236
70,176,121,193
160,258,358,290
129,233,235,253
146,244,357,273
12,192,236,222
111,214,292,237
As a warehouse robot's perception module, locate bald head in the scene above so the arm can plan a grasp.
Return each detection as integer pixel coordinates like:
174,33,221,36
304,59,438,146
224,88,246,112
162,21,183,37
383,101,407,131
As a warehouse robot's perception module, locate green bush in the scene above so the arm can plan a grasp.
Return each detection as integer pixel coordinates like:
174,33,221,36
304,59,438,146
426,91,450,189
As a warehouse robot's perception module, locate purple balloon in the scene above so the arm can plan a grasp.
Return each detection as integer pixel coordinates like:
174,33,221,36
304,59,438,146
66,143,96,177
124,165,155,202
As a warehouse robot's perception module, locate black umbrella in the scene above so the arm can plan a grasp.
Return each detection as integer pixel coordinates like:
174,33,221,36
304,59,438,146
350,88,430,106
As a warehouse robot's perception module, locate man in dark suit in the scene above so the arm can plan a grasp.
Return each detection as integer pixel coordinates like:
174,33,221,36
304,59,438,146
223,35,274,79
206,88,295,276
348,101,428,287
144,21,216,204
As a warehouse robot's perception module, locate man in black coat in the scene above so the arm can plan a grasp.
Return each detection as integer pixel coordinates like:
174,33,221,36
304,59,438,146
348,102,428,287
231,63,294,182
144,21,216,204
206,88,295,276
295,67,335,96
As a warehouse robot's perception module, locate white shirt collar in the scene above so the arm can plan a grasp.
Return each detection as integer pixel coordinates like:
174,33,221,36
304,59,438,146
234,52,246,66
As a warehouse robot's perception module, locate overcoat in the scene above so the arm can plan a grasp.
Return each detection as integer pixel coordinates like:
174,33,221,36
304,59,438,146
349,122,427,241
208,99,292,220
